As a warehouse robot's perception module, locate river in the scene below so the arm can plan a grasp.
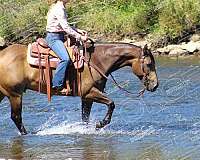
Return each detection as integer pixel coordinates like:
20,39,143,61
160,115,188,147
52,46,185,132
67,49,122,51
0,57,200,160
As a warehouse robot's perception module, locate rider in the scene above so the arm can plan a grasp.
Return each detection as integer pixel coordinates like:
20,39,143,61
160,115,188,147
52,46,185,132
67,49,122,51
45,0,88,93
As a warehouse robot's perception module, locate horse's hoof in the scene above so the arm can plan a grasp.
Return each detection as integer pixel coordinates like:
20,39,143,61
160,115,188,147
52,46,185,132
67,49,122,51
20,128,28,135
31,131,38,135
82,122,89,126
21,131,28,135
96,121,104,129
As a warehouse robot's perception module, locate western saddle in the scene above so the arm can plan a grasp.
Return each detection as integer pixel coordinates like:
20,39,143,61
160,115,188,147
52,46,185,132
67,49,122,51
27,38,84,101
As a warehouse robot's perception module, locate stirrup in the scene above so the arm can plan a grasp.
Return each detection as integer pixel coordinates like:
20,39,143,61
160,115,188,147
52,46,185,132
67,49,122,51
53,87,71,95
60,88,68,95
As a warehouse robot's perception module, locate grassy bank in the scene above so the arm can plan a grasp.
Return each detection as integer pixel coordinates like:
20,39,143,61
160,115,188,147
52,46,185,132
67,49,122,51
0,0,200,47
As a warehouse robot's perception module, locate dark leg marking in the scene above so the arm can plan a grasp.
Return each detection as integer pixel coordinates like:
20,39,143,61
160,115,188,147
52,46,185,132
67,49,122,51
0,91,5,102
81,98,93,123
9,96,27,135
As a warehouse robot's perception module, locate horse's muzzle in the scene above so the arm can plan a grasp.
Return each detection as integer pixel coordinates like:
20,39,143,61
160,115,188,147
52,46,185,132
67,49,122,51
147,81,159,92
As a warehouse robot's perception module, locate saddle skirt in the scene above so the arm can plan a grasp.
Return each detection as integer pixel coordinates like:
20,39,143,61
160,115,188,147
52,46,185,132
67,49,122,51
27,38,84,69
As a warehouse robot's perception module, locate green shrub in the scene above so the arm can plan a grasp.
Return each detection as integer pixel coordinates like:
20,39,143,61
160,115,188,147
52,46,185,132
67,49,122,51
11,1,48,42
0,0,200,46
150,0,200,46
77,0,158,39
0,0,48,43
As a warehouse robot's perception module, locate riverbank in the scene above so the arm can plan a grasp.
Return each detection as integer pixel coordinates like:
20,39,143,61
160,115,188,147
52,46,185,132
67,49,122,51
1,33,200,58
120,33,200,57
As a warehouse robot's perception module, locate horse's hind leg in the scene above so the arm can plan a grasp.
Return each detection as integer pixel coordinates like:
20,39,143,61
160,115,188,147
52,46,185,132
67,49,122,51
9,95,27,135
85,87,115,128
81,98,93,123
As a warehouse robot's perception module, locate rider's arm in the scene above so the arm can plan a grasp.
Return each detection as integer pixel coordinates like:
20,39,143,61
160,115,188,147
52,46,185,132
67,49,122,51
55,4,81,40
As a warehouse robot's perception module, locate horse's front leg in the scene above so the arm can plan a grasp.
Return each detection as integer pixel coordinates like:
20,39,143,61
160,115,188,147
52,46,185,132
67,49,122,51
81,98,93,123
85,87,115,128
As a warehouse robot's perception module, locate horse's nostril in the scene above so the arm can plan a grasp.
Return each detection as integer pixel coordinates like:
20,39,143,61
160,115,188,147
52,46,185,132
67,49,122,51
147,80,159,92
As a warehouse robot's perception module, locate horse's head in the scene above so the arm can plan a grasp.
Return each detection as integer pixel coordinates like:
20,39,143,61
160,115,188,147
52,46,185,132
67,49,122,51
132,45,159,92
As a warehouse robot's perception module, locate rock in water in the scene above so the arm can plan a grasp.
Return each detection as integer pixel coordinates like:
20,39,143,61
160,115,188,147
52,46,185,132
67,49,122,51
0,37,5,47
181,41,198,53
190,34,200,42
169,48,189,56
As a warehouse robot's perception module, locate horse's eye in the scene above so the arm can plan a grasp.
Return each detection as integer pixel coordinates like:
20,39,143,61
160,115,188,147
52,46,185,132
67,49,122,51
146,64,152,68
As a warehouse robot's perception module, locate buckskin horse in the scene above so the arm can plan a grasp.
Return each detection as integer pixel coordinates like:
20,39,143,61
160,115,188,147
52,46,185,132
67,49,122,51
0,41,158,135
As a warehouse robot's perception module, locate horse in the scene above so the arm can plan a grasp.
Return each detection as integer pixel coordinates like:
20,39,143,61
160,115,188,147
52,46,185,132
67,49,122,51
0,42,158,135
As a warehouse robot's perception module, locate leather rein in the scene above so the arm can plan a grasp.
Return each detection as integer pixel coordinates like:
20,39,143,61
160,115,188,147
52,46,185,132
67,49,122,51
81,42,147,98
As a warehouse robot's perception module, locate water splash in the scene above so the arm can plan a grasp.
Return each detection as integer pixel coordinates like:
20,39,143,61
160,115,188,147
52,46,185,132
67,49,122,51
37,121,96,135
36,121,157,138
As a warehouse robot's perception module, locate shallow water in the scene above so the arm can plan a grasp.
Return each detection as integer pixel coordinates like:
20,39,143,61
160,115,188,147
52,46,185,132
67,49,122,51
0,57,200,160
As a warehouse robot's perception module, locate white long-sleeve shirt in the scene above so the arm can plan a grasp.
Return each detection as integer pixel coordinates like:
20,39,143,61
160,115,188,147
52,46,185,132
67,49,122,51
46,1,81,40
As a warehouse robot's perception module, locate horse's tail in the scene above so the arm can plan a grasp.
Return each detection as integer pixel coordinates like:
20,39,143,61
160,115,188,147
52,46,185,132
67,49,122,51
0,90,5,103
0,36,6,51
0,46,7,51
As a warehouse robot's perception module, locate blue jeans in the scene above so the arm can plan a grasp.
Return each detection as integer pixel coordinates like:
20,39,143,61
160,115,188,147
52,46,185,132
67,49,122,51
46,32,70,88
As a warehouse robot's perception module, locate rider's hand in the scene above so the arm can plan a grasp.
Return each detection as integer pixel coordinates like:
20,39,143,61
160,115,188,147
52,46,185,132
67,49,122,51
78,29,87,36
80,34,88,42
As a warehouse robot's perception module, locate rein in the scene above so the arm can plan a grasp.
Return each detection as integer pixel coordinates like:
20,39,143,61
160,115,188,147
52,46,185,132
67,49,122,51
82,42,146,98
110,74,146,97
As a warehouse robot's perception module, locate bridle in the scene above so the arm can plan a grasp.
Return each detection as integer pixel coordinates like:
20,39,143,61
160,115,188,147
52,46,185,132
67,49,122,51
140,47,150,88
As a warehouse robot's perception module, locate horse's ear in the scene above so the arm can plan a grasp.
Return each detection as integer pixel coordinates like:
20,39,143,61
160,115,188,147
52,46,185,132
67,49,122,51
143,44,148,50
143,44,148,55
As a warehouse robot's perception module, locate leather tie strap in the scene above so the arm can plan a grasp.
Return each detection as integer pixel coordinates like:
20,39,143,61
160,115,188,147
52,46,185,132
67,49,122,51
44,55,51,102
36,42,43,93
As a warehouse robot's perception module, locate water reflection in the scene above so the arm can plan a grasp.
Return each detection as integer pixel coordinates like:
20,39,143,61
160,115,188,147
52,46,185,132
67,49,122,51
10,137,24,159
32,135,118,160
4,136,194,160
80,137,116,160
0,136,24,159
135,143,164,160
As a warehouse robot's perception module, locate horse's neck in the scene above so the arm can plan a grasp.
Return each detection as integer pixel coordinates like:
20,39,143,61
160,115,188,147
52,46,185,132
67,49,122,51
90,43,139,75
